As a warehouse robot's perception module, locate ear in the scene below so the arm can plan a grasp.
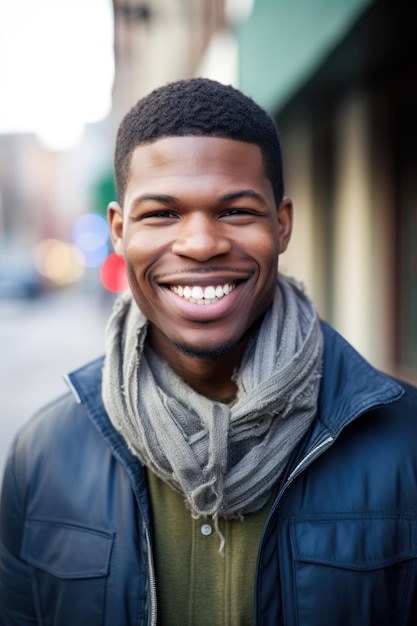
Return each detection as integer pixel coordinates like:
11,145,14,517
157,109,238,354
277,196,293,254
108,201,124,256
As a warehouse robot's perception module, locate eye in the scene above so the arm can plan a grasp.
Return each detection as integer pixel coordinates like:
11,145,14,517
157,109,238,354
145,210,177,219
221,208,252,216
137,210,179,224
220,208,260,222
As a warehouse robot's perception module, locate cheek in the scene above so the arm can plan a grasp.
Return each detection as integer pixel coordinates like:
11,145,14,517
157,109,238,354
243,230,279,269
124,266,156,319
123,233,158,276
122,238,164,313
122,241,150,296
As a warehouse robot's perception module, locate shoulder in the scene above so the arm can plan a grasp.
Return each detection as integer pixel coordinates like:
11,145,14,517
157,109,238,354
320,321,416,395
18,390,89,443
16,355,106,450
6,358,109,500
9,392,101,498
318,320,417,431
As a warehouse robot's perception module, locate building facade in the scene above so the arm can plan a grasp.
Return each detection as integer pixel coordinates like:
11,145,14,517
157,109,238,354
238,0,417,383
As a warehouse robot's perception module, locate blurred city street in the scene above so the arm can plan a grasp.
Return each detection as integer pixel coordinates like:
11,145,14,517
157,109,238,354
0,286,115,476
0,1,416,476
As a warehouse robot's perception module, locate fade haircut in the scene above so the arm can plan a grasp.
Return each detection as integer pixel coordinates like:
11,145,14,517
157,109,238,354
114,77,284,205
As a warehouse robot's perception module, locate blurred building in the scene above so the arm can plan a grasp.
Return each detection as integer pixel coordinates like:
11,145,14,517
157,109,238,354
111,0,228,127
0,0,415,384
235,0,417,383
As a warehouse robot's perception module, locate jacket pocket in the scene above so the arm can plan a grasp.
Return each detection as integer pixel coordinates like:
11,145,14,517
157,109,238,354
21,519,114,626
290,513,417,626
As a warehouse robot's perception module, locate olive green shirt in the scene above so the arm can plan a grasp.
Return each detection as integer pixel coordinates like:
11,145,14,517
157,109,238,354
147,469,275,626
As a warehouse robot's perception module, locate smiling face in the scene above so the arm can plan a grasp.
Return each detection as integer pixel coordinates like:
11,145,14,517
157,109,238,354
109,136,292,375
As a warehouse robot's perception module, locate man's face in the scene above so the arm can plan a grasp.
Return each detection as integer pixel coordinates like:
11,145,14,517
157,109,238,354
109,136,292,364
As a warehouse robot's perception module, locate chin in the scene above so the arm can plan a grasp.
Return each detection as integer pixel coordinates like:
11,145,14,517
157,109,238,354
172,338,241,361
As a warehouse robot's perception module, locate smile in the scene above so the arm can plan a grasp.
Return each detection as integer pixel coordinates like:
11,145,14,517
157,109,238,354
170,283,236,304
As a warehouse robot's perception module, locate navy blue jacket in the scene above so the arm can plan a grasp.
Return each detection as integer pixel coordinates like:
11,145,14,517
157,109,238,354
1,322,417,625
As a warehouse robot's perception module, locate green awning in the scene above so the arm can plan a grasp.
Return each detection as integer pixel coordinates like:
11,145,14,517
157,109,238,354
237,0,374,113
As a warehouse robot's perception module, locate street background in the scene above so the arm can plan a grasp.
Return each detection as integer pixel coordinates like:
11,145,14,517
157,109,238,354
0,0,416,480
0,287,114,475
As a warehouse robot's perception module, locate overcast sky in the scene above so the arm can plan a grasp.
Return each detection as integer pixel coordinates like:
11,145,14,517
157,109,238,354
0,0,114,150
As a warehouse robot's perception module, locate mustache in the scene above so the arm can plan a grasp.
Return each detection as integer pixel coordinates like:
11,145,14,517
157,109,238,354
154,266,254,280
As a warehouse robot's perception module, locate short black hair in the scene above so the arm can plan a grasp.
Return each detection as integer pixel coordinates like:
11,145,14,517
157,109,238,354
114,77,284,205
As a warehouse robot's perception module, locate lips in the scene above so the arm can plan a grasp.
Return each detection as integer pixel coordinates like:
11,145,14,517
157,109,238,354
170,283,236,305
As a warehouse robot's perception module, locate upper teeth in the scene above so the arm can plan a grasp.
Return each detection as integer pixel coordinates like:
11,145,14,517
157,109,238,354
171,283,235,304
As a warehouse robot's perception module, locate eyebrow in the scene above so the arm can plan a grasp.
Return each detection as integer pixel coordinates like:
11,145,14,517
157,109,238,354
132,193,177,206
220,189,267,206
132,189,267,207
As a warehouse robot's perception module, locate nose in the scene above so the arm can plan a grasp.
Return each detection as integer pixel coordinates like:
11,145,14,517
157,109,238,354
171,214,231,261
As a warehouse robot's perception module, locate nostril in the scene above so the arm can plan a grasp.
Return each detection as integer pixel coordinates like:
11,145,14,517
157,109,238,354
172,232,231,260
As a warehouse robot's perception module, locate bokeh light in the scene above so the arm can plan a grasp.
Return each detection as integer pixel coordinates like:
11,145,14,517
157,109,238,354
72,213,110,267
100,253,128,293
34,239,85,286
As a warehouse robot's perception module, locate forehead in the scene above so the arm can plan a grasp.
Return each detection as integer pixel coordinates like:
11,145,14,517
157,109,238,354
126,136,268,191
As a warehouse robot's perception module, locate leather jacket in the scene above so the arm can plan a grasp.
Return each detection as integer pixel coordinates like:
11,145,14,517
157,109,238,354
1,322,417,625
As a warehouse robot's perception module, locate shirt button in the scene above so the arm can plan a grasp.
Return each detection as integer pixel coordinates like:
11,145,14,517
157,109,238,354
200,523,212,536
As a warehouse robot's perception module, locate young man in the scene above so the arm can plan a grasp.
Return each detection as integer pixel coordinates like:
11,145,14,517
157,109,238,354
1,78,417,625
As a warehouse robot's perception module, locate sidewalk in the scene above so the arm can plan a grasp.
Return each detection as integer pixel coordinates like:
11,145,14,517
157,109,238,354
0,285,114,474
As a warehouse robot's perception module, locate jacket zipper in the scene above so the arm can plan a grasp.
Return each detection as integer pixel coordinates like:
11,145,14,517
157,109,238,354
144,524,157,626
285,435,334,483
270,434,334,518
253,434,334,625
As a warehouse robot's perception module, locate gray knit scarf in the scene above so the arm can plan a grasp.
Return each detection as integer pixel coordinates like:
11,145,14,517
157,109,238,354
102,274,323,524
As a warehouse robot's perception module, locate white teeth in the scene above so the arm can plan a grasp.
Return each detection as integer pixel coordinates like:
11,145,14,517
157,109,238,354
171,282,236,304
204,286,216,299
191,286,204,300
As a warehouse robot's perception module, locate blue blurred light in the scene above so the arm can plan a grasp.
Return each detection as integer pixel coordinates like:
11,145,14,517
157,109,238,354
82,243,110,268
72,213,110,268
73,213,109,243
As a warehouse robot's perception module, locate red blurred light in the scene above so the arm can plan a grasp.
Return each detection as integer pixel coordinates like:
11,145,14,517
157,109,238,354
100,254,129,293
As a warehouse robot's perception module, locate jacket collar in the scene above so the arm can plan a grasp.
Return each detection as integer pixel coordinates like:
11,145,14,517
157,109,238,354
276,322,405,487
317,321,403,436
64,357,152,523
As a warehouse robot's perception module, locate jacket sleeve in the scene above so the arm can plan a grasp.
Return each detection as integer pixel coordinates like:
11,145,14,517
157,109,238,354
0,438,38,625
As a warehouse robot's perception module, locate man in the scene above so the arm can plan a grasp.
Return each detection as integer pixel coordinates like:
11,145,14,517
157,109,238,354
1,78,417,626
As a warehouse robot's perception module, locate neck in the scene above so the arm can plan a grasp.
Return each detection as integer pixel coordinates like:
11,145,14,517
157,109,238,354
168,351,242,399
147,331,253,399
